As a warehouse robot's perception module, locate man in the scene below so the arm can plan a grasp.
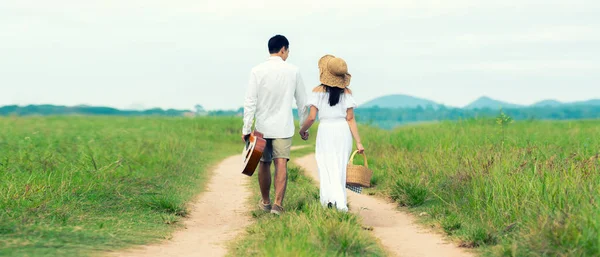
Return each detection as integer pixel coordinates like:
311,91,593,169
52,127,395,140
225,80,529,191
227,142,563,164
242,34,308,215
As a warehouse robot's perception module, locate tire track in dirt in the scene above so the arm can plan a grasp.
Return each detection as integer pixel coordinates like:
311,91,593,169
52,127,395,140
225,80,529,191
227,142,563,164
106,145,311,257
295,154,475,257
106,154,252,257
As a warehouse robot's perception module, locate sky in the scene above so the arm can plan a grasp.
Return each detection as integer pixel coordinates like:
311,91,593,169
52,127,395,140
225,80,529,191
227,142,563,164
1,0,599,111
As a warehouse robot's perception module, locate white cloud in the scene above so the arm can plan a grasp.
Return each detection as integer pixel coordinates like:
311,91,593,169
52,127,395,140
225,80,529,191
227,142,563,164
455,25,600,46
455,60,599,74
0,0,599,109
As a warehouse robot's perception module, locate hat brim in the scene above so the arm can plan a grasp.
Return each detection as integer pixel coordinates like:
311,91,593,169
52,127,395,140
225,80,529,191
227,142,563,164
320,71,351,88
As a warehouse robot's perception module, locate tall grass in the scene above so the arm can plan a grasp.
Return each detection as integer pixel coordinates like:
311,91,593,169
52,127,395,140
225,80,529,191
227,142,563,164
229,152,386,256
361,118,600,256
0,116,242,256
5,115,596,256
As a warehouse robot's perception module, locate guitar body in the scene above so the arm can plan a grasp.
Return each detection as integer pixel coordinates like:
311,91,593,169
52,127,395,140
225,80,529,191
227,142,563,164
242,131,266,176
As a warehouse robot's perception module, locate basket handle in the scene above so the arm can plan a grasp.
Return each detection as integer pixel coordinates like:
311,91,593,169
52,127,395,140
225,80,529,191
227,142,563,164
349,150,369,169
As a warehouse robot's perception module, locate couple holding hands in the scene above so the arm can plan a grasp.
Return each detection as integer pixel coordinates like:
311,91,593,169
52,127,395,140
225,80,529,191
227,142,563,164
242,35,364,215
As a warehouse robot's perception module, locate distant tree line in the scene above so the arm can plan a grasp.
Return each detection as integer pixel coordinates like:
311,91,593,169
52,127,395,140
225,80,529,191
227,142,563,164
0,105,246,117
0,105,189,117
352,105,600,129
2,104,599,129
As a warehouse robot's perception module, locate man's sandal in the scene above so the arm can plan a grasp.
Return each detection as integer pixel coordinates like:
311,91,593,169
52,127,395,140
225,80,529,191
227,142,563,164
259,200,271,212
270,204,284,215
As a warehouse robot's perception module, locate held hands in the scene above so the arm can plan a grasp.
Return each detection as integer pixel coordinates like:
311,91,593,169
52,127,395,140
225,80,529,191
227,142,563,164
299,130,309,141
356,143,365,154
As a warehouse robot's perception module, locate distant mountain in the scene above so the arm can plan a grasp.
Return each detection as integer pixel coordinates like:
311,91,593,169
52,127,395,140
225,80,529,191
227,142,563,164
532,100,562,107
532,99,600,107
362,95,600,110
465,96,523,110
570,99,600,106
361,94,440,109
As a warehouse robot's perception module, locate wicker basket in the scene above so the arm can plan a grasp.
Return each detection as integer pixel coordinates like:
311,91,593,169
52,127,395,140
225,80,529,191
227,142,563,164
346,150,373,187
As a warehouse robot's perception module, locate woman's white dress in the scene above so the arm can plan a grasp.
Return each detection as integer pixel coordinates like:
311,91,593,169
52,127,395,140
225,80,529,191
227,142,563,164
306,91,357,211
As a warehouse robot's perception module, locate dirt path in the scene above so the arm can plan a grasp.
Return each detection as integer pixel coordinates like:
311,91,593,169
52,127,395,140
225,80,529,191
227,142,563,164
107,154,252,257
295,154,474,257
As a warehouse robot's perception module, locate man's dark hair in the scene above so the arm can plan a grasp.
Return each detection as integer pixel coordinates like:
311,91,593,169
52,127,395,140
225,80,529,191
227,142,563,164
268,35,289,54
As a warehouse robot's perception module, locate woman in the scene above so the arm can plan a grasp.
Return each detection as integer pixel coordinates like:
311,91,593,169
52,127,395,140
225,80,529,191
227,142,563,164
299,54,365,212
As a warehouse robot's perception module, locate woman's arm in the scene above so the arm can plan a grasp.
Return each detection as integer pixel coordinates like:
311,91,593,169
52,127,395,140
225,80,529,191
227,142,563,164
299,106,317,139
346,108,364,153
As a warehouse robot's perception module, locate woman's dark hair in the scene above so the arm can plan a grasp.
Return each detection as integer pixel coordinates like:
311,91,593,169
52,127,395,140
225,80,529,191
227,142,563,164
322,84,344,106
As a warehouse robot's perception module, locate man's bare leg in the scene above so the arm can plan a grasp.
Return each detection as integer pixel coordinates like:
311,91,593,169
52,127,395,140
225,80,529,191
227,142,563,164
273,158,288,207
258,161,272,204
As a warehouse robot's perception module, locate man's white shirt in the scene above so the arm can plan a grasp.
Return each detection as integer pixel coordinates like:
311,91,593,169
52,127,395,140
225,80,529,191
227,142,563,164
242,56,308,138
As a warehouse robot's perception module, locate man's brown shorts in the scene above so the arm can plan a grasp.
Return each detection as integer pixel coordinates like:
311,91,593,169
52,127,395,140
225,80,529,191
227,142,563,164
260,138,292,162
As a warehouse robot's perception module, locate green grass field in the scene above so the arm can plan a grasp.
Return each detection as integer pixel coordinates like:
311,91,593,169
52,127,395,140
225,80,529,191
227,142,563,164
0,116,242,256
3,115,599,257
228,149,386,257
360,118,600,256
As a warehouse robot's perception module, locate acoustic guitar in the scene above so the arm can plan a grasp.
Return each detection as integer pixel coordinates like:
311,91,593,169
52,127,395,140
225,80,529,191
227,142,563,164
242,131,266,176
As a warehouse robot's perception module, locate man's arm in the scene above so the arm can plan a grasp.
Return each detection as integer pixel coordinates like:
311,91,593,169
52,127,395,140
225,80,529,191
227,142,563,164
242,71,258,137
295,69,308,131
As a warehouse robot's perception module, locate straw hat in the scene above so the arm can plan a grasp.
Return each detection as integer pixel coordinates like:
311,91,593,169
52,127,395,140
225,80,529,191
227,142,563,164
318,54,351,88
